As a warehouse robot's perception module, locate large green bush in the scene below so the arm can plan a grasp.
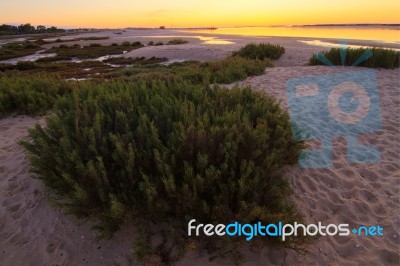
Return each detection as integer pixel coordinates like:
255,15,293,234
21,80,303,257
0,74,73,115
309,47,400,69
232,43,285,60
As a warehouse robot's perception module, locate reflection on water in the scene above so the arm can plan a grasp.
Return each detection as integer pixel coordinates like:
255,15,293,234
0,50,56,65
180,26,400,44
196,36,233,44
299,40,400,51
116,35,233,45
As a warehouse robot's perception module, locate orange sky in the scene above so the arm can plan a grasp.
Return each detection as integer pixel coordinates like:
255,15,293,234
1,0,400,28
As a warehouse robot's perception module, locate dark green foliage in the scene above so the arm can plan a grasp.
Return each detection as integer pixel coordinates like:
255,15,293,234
155,41,164,46
168,39,189,45
0,74,73,115
232,43,285,60
21,79,303,244
309,47,400,69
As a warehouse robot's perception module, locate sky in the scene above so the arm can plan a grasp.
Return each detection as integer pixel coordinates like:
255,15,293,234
1,0,400,28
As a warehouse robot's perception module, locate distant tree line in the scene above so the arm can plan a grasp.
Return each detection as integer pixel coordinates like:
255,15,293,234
0,23,66,35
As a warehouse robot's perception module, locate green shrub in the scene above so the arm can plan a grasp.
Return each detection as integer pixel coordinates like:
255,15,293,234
131,41,143,47
168,39,189,45
309,47,400,69
0,74,73,115
89,43,102,47
122,41,131,46
155,41,164,46
147,41,154,46
21,80,303,257
233,43,285,60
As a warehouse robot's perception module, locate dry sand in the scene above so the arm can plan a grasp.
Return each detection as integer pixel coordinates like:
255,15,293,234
0,32,399,265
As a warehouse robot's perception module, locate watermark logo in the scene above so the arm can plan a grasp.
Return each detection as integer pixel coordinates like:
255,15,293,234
187,219,384,241
286,42,382,168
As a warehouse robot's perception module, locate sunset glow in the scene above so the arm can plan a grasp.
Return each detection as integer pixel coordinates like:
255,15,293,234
1,0,400,28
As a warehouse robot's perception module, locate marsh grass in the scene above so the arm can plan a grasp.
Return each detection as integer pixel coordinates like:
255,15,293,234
309,47,400,69
103,56,168,65
0,42,42,60
42,42,144,61
110,56,272,84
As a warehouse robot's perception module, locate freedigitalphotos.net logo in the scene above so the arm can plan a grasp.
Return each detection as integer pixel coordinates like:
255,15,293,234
286,43,382,168
187,219,384,241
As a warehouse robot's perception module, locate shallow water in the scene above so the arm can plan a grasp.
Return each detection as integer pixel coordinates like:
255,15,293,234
179,26,400,44
299,40,400,51
0,50,56,65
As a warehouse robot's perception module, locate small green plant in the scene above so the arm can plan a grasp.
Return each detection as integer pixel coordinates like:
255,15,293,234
309,47,400,69
232,43,285,60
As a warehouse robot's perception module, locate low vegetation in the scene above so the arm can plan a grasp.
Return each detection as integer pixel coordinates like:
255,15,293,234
41,42,144,61
0,74,73,115
20,78,303,263
232,43,285,60
103,56,168,65
111,56,272,84
0,41,42,60
309,47,400,69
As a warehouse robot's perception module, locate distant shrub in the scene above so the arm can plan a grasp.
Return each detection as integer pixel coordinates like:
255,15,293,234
23,42,40,49
111,43,118,46
89,43,102,47
131,41,143,47
155,41,164,46
16,61,37,70
309,47,400,69
72,44,81,48
168,39,189,45
233,43,285,60
21,80,303,260
59,44,69,48
122,41,131,46
147,41,154,46
0,74,73,115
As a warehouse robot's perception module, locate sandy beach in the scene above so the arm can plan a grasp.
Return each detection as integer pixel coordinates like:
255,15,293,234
0,30,399,265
